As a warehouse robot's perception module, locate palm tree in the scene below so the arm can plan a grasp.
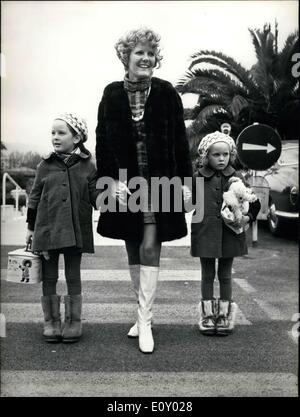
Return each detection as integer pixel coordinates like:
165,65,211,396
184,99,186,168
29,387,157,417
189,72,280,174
176,23,299,160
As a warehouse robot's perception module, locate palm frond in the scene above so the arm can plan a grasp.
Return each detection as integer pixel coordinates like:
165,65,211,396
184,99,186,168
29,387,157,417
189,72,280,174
178,25,299,141
177,68,253,98
277,31,299,77
228,95,250,119
188,50,256,94
194,105,230,127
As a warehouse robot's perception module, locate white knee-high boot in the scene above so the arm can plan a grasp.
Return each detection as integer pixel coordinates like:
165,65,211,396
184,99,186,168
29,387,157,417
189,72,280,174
127,264,140,338
138,265,159,353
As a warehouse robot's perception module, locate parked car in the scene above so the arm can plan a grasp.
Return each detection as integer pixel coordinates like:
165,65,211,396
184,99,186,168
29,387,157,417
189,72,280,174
254,140,299,235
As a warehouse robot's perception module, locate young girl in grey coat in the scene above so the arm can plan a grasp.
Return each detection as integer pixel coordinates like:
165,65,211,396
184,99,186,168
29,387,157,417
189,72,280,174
26,113,99,343
191,131,261,336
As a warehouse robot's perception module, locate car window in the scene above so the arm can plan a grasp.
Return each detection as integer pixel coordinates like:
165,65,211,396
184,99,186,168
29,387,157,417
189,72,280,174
277,146,298,166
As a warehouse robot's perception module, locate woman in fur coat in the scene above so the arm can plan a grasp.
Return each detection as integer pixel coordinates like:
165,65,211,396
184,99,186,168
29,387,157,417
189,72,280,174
95,27,193,354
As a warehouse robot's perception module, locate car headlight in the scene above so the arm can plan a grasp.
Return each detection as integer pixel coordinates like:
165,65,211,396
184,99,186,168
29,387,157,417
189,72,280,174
290,186,298,206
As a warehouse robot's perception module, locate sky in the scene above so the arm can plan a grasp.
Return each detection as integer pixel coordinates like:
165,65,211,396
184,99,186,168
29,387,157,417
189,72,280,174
1,0,299,155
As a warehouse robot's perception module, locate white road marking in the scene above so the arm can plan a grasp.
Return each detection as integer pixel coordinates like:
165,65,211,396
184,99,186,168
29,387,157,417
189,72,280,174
2,268,265,284
253,299,287,321
235,279,256,293
1,269,203,281
1,371,297,397
1,302,251,325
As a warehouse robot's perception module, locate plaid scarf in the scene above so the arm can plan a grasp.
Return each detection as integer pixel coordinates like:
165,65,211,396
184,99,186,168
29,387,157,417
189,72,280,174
55,146,81,166
124,75,151,121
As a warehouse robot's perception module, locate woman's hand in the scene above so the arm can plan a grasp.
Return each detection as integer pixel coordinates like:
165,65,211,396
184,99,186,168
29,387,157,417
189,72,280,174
114,180,132,206
95,181,132,209
182,185,192,204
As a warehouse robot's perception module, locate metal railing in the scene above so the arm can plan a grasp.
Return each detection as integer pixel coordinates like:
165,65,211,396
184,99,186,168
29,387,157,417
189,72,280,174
2,172,26,218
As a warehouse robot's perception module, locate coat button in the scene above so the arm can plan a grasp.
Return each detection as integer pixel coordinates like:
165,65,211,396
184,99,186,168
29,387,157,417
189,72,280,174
216,187,220,190
217,215,221,218
62,198,67,202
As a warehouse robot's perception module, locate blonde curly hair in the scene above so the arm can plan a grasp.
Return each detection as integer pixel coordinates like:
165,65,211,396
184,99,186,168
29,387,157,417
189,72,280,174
115,27,163,69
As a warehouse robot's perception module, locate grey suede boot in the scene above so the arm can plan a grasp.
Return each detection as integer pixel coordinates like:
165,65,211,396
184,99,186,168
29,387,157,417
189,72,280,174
41,295,62,343
216,299,238,336
198,299,216,336
62,294,82,343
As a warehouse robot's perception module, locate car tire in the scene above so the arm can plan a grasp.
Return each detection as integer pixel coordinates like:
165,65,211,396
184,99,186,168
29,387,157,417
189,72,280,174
267,203,285,236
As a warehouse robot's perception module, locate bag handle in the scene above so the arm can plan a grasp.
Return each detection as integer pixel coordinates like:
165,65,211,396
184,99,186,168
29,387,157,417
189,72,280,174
26,237,33,252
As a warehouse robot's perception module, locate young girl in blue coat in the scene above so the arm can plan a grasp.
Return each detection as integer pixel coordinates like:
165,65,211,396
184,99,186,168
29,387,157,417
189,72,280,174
191,131,261,336
26,113,99,343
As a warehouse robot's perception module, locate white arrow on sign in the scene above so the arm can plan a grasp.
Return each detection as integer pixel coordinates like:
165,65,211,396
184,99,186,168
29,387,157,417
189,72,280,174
242,142,276,154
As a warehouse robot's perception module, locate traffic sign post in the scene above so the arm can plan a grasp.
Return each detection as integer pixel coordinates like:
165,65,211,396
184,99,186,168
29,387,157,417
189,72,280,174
236,123,282,245
236,123,282,171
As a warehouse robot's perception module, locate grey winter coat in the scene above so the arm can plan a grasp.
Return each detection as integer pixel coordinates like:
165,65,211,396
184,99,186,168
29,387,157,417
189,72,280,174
190,164,261,258
27,149,98,253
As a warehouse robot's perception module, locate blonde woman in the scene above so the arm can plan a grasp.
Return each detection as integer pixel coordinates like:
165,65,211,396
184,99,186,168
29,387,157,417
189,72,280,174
95,28,192,353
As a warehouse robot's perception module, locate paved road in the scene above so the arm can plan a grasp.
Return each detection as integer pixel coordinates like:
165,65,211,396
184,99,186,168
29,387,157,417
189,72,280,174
0,218,298,398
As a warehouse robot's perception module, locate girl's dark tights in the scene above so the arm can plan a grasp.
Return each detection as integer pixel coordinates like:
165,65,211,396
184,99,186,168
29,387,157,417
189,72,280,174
41,248,82,296
200,257,233,301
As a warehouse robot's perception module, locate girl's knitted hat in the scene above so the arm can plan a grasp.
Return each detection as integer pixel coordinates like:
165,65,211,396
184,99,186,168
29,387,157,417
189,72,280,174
198,131,236,158
56,112,88,143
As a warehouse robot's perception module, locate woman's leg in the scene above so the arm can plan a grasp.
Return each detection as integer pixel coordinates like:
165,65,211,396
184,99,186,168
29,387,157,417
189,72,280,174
125,240,141,299
217,257,234,301
125,241,141,337
137,224,161,353
200,257,216,300
125,240,140,264
139,224,161,266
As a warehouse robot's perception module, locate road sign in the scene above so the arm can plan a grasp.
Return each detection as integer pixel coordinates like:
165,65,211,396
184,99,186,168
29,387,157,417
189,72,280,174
236,123,282,170
247,175,269,220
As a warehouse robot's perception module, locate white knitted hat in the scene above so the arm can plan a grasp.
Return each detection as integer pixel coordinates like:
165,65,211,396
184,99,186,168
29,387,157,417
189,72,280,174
198,131,236,158
56,112,88,143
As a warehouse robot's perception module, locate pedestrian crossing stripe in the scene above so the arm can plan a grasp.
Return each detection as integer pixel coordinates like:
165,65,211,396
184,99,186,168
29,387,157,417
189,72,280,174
0,268,268,284
1,370,297,397
1,269,202,281
2,268,295,323
0,302,252,325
